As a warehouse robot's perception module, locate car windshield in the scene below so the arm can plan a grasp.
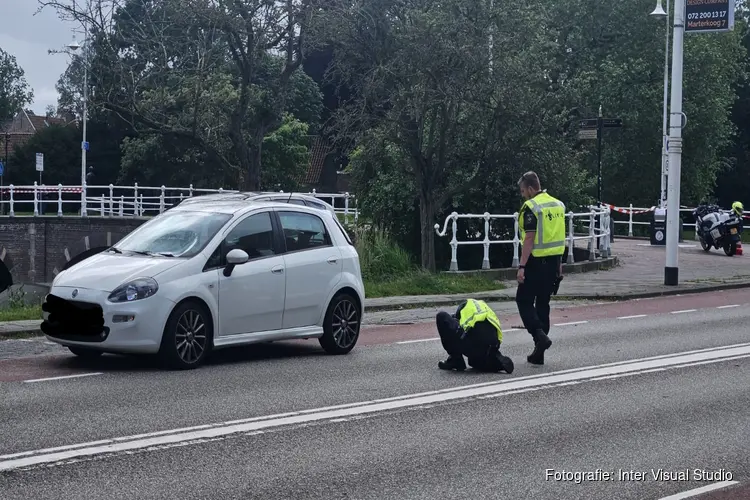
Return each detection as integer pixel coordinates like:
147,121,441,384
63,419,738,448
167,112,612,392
113,210,231,258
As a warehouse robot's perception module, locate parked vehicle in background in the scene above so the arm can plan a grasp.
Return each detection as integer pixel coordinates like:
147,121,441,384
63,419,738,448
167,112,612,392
41,198,365,369
694,203,743,256
176,191,338,219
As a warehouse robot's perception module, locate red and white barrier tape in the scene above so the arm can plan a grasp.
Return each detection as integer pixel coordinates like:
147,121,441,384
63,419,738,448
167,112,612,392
601,203,655,215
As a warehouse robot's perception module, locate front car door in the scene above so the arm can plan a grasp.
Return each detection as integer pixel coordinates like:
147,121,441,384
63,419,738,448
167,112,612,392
277,210,343,329
211,210,286,337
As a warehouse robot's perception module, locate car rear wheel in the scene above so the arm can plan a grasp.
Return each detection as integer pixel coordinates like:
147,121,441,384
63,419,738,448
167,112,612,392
68,346,103,359
159,300,213,370
319,293,361,355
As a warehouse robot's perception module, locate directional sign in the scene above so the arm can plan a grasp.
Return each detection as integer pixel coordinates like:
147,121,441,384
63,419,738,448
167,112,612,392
35,153,44,173
0,161,4,176
578,129,598,140
686,0,735,33
602,118,622,128
82,141,89,151
579,119,598,129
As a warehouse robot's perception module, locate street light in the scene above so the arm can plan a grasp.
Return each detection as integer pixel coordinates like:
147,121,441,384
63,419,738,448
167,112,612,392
66,33,88,217
664,0,686,286
651,0,669,209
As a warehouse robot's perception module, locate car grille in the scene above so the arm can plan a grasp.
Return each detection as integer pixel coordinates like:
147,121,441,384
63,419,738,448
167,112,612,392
41,293,109,342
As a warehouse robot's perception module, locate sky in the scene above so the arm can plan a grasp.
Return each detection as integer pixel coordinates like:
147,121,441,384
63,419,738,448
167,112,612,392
0,0,79,115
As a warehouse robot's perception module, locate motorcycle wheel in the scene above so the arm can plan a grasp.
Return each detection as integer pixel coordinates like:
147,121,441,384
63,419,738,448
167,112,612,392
699,238,711,252
723,242,737,256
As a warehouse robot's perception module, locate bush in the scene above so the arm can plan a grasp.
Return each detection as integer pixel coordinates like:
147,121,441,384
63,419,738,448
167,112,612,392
354,229,414,281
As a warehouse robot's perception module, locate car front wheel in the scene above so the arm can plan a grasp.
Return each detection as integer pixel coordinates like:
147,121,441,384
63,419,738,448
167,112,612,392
319,293,361,355
159,300,213,370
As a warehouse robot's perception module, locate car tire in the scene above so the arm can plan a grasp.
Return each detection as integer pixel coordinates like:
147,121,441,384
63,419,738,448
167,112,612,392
159,300,213,370
68,346,103,359
319,293,361,355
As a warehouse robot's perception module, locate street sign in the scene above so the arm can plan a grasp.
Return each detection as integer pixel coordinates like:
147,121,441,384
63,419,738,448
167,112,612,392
602,118,622,128
0,161,4,176
577,129,598,140
35,153,44,172
686,0,735,33
82,141,89,151
579,119,598,129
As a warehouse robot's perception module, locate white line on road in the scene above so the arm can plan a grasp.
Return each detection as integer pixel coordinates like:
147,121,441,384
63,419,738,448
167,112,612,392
4,342,750,472
553,321,588,327
617,315,648,320
397,338,439,344
657,481,739,500
671,309,697,315
717,304,740,309
23,373,103,384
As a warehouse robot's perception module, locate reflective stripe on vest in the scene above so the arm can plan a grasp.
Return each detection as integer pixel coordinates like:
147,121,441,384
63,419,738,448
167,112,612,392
518,191,566,257
458,299,503,343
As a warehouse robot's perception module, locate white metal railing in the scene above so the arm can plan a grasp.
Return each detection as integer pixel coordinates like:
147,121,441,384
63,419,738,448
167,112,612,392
605,203,749,241
0,183,359,224
434,207,611,271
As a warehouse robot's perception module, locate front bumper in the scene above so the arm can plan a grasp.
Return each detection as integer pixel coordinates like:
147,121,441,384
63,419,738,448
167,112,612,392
42,286,175,354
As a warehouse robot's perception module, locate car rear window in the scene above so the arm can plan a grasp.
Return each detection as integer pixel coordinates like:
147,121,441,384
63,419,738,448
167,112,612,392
331,216,354,246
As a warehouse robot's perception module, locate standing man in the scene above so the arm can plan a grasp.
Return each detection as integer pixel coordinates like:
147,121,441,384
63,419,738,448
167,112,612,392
515,171,566,365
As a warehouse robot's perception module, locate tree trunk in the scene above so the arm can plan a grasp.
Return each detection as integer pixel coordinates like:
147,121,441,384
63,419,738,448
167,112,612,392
418,192,437,272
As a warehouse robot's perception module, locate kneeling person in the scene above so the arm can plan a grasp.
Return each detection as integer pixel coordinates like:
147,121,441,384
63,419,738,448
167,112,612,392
436,299,514,373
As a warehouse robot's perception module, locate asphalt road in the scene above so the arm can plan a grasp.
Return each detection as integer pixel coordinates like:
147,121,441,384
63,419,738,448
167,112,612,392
1,290,750,499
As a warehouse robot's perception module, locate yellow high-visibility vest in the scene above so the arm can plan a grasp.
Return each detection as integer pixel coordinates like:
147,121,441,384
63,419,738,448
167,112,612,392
458,299,503,343
518,191,566,257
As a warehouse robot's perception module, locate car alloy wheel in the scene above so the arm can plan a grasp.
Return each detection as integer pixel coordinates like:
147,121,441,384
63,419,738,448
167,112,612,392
332,298,359,349
175,309,208,364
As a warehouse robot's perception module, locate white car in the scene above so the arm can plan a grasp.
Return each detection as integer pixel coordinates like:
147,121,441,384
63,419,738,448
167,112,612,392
41,199,365,369
177,192,338,219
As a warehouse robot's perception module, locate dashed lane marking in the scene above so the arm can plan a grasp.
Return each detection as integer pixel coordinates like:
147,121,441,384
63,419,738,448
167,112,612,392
657,481,740,500
671,309,698,314
717,304,740,309
617,315,648,320
553,321,588,327
23,373,103,384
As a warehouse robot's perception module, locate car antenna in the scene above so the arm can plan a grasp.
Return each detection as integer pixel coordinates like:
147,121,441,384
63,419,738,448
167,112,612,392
287,191,294,203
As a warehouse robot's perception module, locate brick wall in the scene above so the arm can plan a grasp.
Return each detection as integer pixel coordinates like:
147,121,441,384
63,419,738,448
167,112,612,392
0,217,147,284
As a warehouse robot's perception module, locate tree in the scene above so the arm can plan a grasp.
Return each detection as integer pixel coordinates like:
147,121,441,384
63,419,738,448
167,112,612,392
40,0,323,191
321,0,584,270
8,125,80,185
0,48,33,122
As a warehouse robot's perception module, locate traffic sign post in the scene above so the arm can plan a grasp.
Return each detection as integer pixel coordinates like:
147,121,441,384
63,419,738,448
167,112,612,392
578,110,623,206
36,153,44,215
0,160,4,216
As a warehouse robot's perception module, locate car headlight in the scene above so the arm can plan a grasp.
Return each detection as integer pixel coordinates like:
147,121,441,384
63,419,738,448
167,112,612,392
107,277,159,303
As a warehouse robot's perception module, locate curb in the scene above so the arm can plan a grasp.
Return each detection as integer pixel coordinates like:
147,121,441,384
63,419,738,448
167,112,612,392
0,327,42,339
364,280,750,312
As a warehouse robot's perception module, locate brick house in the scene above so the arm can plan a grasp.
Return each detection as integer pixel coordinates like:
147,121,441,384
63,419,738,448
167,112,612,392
1,109,72,160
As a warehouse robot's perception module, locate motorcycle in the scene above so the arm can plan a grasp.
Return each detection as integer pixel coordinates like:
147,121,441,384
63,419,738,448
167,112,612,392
693,204,742,256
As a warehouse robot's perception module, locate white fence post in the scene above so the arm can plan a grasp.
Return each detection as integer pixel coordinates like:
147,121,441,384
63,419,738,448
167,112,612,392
159,185,166,214
482,212,490,270
100,196,105,217
344,192,350,225
628,204,634,237
139,194,144,216
567,212,575,264
119,195,124,217
512,212,520,268
81,182,88,217
9,185,14,217
449,212,459,271
588,211,596,261
109,184,114,216
57,184,63,217
33,182,39,217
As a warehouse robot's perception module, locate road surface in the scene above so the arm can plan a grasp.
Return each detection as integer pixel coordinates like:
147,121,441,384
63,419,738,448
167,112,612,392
1,289,750,499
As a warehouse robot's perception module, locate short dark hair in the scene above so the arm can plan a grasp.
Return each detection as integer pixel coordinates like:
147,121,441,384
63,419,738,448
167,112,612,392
517,171,541,190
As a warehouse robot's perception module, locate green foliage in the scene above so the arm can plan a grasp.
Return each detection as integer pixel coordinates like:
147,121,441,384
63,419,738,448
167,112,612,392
9,125,81,185
355,229,414,282
260,114,311,192
0,48,33,122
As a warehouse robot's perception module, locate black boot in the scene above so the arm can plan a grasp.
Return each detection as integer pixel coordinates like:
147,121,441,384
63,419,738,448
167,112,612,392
494,351,514,374
527,330,552,365
438,356,466,371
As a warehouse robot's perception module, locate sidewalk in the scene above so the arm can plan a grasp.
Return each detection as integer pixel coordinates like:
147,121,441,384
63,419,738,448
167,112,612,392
3,239,749,337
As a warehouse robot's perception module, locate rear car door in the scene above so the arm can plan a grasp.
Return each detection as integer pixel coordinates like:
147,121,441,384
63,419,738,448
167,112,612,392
277,210,343,329
212,211,286,336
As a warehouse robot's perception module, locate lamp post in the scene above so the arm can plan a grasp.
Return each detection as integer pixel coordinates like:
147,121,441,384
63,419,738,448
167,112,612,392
663,0,686,286
67,34,88,217
650,0,669,209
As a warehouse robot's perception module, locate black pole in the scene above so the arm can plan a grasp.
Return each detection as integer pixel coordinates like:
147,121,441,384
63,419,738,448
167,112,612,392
597,115,603,205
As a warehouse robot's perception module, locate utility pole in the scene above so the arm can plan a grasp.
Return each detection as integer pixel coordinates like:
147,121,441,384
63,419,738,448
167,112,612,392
597,105,603,206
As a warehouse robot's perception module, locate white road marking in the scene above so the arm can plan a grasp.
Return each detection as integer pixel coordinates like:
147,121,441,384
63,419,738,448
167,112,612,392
553,321,588,327
617,314,648,320
4,342,750,472
23,373,103,384
657,481,739,500
397,338,439,344
717,304,740,309
670,309,697,314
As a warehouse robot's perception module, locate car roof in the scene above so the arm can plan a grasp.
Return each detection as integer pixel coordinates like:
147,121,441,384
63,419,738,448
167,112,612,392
175,192,334,209
170,199,334,219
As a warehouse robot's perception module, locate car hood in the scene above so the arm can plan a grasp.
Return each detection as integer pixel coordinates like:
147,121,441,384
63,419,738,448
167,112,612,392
53,252,184,292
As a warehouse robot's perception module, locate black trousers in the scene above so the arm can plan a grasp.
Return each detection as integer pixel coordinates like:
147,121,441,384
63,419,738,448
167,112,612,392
515,255,560,336
436,312,499,369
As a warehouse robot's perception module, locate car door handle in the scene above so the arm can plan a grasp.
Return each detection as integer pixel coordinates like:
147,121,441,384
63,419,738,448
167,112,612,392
271,265,284,274
327,257,338,264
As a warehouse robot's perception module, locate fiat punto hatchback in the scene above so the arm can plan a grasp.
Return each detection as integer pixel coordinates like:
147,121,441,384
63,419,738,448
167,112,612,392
41,200,365,369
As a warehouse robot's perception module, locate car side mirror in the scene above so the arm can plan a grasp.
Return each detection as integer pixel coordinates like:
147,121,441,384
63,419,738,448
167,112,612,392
223,249,250,277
